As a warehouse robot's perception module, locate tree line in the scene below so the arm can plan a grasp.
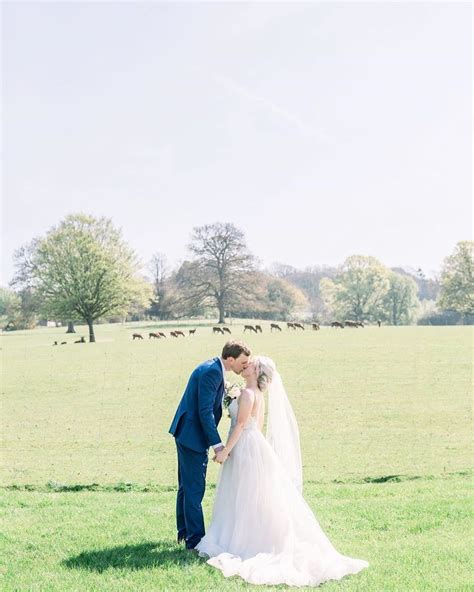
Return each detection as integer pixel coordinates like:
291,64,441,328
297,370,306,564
0,214,472,341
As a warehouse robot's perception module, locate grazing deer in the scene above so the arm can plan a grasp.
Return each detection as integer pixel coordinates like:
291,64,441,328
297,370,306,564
270,323,282,332
189,329,196,335
74,336,86,343
222,327,232,334
213,327,224,334
294,323,305,330
53,341,58,346
312,323,320,331
60,341,67,345
175,330,185,337
132,333,144,340
357,321,364,328
286,322,296,330
330,321,344,328
244,325,257,333
149,332,160,339
344,320,358,328
170,331,179,338
158,332,166,338
255,325,263,333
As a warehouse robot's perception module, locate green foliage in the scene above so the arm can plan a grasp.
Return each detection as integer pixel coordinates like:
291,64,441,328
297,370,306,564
381,272,419,325
0,287,21,328
320,255,391,321
12,213,150,339
438,240,474,318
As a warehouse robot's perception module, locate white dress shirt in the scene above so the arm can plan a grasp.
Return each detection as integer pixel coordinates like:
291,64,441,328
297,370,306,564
212,358,226,450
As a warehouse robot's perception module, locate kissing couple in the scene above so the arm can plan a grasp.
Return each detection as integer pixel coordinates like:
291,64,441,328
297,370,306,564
169,340,369,587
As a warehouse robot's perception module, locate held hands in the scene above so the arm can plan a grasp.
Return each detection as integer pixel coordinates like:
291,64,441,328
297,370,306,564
213,445,230,464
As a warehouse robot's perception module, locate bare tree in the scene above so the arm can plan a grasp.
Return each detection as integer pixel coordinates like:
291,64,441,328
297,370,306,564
178,222,255,323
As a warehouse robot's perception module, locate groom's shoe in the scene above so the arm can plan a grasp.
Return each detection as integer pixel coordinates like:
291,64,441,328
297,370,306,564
177,533,186,545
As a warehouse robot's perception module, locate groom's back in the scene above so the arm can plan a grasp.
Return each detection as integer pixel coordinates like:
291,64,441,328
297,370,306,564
168,357,223,452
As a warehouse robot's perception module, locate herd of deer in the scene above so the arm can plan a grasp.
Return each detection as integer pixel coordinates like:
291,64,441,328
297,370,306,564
131,322,325,340
52,319,375,345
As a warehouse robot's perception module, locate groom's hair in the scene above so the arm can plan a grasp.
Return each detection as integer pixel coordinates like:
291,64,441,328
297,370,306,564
222,340,251,359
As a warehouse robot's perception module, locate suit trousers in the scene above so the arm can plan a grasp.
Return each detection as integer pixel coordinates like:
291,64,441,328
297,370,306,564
175,440,209,549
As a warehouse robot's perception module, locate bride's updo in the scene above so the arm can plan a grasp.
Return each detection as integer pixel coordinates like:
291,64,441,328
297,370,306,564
254,356,276,391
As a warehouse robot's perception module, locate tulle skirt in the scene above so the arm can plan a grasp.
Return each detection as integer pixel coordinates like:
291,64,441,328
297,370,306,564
196,425,369,587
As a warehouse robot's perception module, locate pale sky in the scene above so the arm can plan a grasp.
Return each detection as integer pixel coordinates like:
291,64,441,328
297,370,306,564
2,1,472,284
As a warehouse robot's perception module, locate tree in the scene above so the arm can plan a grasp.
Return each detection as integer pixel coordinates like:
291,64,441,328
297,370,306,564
11,213,148,342
178,222,255,323
0,287,21,329
438,241,474,322
230,272,308,320
147,252,175,320
381,272,419,325
320,255,390,322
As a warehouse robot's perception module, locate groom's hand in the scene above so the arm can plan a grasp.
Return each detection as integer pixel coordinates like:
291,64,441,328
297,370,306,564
213,446,229,464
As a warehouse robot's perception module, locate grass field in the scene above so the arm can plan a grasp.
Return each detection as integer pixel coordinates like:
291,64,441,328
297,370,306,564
1,322,472,590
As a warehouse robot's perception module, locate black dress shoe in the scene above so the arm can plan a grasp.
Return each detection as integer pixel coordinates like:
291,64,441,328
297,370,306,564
177,535,186,544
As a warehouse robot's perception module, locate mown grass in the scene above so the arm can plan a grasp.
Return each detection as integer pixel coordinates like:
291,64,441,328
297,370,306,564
0,323,472,590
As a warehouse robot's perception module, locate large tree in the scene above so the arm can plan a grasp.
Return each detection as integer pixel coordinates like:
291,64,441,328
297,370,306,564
320,255,390,322
438,240,474,321
177,222,255,323
11,213,149,341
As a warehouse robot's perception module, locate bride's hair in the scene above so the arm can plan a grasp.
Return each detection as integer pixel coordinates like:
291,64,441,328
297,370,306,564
254,356,276,391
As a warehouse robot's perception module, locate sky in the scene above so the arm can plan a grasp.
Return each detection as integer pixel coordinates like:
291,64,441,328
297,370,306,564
2,1,472,285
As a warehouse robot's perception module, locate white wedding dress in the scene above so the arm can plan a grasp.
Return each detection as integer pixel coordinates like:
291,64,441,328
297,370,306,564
196,397,369,587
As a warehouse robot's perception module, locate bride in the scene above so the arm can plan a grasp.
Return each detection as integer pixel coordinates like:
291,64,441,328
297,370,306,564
196,356,369,587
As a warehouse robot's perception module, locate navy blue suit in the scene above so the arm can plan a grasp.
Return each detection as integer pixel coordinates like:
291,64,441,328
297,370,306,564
169,357,224,548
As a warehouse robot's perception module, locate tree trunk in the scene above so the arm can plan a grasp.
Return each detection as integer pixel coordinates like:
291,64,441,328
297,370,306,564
86,319,96,342
66,321,76,333
218,303,225,324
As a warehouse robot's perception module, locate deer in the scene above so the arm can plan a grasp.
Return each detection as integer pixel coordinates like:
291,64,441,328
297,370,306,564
149,332,161,339
74,336,86,343
132,333,144,340
286,322,296,330
222,327,232,334
158,332,166,338
330,321,344,329
244,325,257,333
213,327,224,334
174,330,185,337
294,323,305,330
170,331,179,338
312,323,320,331
270,323,282,332
189,329,196,335
255,325,263,333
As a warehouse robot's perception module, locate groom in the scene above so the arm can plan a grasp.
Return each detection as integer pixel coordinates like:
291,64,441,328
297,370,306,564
169,340,251,550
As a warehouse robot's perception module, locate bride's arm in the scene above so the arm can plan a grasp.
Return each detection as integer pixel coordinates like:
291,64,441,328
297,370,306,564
221,389,254,457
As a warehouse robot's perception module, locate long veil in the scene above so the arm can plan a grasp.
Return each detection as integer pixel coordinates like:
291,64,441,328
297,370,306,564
264,363,303,493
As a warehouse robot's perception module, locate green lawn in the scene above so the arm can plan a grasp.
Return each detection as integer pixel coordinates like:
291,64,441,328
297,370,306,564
1,323,472,590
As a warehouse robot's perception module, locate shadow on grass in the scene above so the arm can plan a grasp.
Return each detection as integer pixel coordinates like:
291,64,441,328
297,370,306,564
62,540,202,572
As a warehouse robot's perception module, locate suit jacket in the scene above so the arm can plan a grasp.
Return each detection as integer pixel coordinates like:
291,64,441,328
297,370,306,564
169,357,225,452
